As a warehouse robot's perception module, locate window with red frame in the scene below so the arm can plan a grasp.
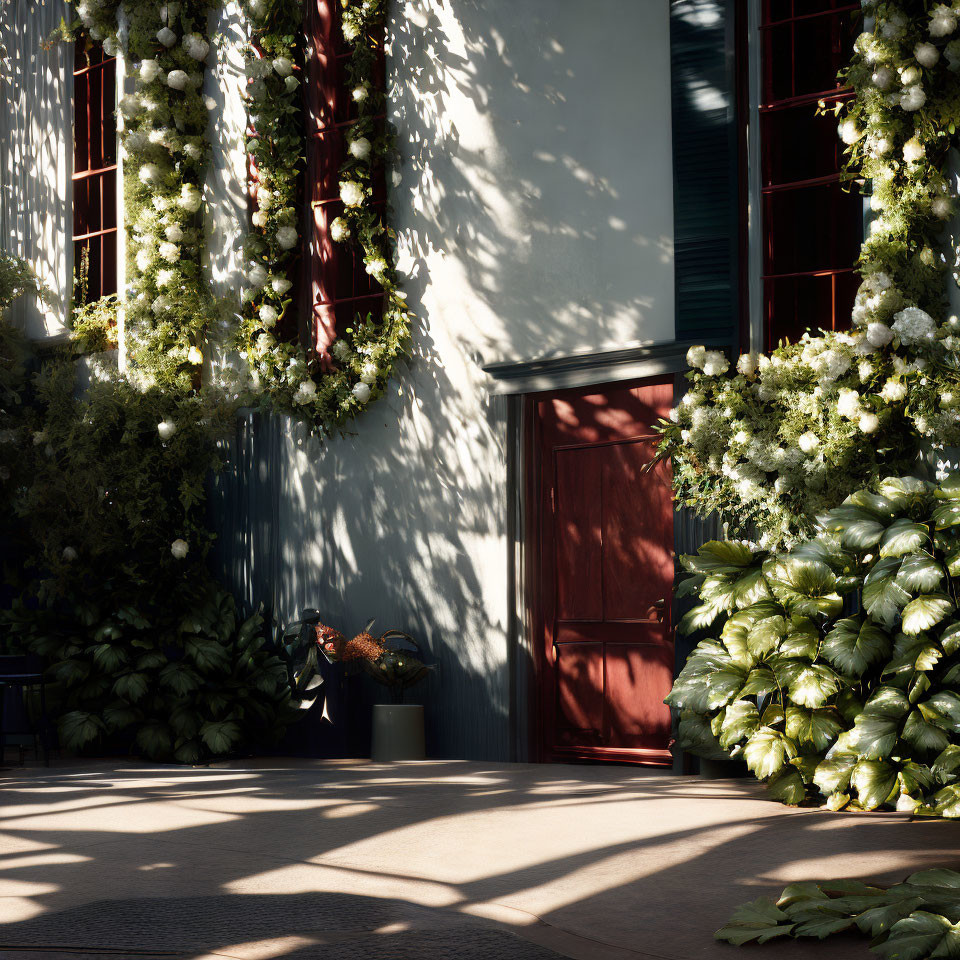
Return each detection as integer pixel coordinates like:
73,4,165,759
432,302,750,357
758,0,861,349
73,35,118,304
304,0,385,365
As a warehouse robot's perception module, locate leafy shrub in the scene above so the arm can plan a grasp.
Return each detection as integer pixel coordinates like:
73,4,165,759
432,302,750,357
717,869,960,958
667,475,960,816
3,582,295,762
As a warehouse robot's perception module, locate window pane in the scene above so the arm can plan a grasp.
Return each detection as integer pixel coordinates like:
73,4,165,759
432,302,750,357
764,270,857,348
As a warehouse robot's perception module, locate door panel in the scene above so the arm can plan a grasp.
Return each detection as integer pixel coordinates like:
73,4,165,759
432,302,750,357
536,377,675,765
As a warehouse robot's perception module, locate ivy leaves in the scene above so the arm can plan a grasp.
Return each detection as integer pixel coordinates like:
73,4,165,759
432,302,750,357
670,475,960,817
717,871,960,960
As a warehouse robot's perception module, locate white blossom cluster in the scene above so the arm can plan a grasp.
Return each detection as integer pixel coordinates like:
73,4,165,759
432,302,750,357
237,0,411,431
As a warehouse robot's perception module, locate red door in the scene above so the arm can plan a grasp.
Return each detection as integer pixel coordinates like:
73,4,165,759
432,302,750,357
535,377,675,765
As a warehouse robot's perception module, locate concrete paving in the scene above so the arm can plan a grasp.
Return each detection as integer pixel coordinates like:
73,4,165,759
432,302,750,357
2,760,960,960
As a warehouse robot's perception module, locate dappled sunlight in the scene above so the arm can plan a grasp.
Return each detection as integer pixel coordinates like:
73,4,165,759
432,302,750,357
5,760,960,959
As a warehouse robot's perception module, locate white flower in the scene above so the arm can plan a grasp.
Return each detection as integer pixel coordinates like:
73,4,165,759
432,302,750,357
276,226,298,249
257,187,274,209
343,20,360,41
167,69,190,91
330,217,350,242
871,66,895,90
365,257,388,278
178,183,202,213
259,304,279,326
798,431,820,453
165,224,184,242
140,59,161,83
352,381,372,403
839,119,862,145
340,180,365,207
272,56,293,77
62,546,78,561
252,210,268,228
903,137,925,163
272,277,293,295
837,387,863,419
702,351,729,377
352,85,369,103
686,345,707,370
157,268,176,287
157,419,177,440
135,250,153,272
900,85,927,111
349,136,372,161
901,65,922,86
183,33,210,61
930,3,958,37
187,346,203,365
933,196,954,219
859,412,880,434
255,332,274,356
360,361,378,384
916,42,941,67
332,340,352,361
882,11,907,39
285,75,299,93
866,322,894,347
158,242,180,264
892,306,937,345
881,379,908,402
249,263,269,287
293,379,317,404
157,26,178,47
139,163,162,184
873,136,894,156
170,539,189,559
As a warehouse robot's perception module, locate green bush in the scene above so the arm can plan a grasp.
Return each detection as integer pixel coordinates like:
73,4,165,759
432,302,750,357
668,475,960,816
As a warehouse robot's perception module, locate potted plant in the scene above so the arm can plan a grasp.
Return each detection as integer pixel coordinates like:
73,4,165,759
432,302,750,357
316,620,433,761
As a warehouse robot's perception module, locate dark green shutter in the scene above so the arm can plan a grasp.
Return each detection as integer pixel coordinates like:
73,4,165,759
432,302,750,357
670,0,740,346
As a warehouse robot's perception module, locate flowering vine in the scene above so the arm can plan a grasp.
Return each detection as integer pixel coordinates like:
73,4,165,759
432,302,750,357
240,0,411,432
659,0,960,548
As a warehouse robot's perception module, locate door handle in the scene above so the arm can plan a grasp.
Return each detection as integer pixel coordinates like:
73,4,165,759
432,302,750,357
648,598,667,623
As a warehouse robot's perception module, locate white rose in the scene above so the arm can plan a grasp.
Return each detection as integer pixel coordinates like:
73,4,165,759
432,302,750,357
165,224,184,242
686,345,707,370
140,59,161,83
702,350,729,377
903,137,925,163
859,412,880,434
365,257,388,278
352,381,372,403
930,4,958,37
352,85,369,102
360,361,378,384
251,210,268,228
284,75,299,93
916,42,941,67
349,136,372,161
900,85,927,111
187,346,203,365
170,539,189,559
798,431,820,453
178,184,202,213
933,196,954,219
157,27,177,48
340,180,365,207
871,66,895,90
839,119,862,145
157,419,177,440
332,340,352,361
167,69,190,91
293,380,318,404
139,163,161,184
249,263,269,287
343,20,360,41
881,379,908,402
272,277,293,295
157,268,176,287
901,65,922,86
865,322,894,347
259,304,279,326
257,187,274,209
330,217,350,242
183,33,210,61
276,226,298,249
62,546,78,562
159,242,180,264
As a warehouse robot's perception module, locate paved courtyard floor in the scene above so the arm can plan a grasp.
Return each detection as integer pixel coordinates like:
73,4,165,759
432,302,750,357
2,759,960,959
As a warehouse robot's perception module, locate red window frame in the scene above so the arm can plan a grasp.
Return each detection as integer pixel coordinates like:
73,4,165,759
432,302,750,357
72,35,118,304
757,0,861,349
305,0,385,366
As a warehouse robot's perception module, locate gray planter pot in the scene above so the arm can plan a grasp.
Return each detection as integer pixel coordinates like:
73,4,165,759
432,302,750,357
371,704,425,761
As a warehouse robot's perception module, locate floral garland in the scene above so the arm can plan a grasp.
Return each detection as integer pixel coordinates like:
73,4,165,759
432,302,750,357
659,0,960,548
239,0,411,432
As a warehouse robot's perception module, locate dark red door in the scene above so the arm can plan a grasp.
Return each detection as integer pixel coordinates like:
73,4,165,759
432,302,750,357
535,377,675,765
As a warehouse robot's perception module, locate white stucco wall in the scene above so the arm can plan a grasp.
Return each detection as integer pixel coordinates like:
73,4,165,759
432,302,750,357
213,0,677,760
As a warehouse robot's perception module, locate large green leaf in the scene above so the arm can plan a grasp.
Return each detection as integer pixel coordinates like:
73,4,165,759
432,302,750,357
863,575,912,627
822,617,891,676
766,765,806,805
785,708,843,752
903,710,950,753
112,672,149,703
789,664,840,709
744,727,793,779
719,700,761,749
683,540,757,574
200,719,242,756
135,721,173,759
732,568,772,608
813,754,857,795
738,666,779,698
678,597,728,635
851,759,898,810
940,622,960,656
715,898,795,946
821,505,887,550
873,911,960,960
747,615,786,658
902,594,955,636
779,617,820,659
765,558,842,617
851,713,899,759
933,501,960,530
58,710,105,749
866,686,911,719
897,555,945,593
705,664,748,710
880,520,931,558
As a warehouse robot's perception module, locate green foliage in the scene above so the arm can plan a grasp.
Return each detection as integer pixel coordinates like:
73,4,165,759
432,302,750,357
2,582,295,762
668,475,960,817
69,295,119,353
717,870,960,960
